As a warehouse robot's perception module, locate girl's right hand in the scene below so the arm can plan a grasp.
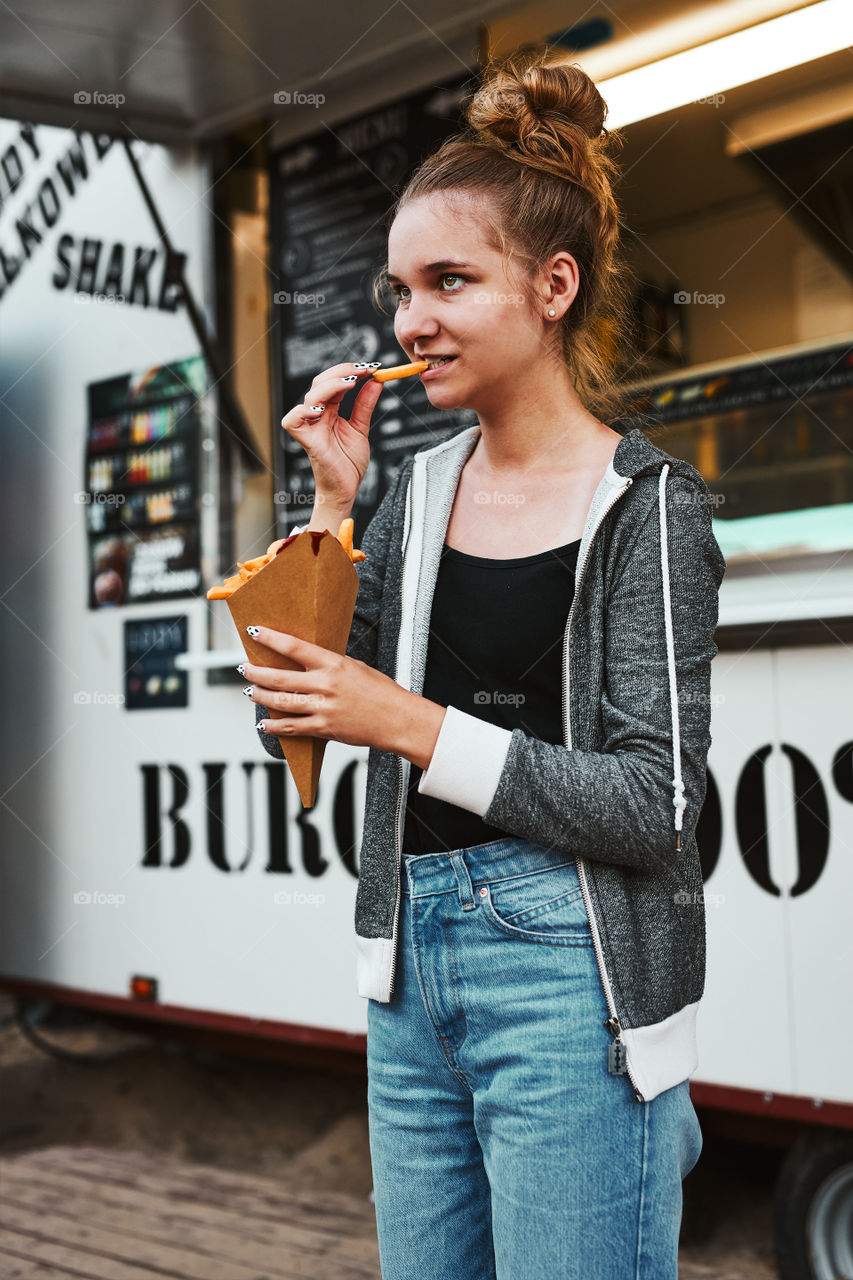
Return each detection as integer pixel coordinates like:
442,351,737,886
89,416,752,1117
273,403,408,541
280,361,385,507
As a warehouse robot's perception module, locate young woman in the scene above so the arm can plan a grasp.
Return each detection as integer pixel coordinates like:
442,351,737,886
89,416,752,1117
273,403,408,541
243,51,726,1280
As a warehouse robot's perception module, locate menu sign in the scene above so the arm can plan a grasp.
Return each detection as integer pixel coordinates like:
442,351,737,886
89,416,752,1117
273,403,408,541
124,615,188,710
84,356,205,608
270,72,478,542
621,340,853,426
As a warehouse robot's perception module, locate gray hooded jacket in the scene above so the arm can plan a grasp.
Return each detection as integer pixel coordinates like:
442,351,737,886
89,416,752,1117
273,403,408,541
256,424,727,1102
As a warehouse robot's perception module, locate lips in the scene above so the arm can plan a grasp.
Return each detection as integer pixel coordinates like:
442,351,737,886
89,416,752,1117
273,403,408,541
416,355,458,368
419,355,459,371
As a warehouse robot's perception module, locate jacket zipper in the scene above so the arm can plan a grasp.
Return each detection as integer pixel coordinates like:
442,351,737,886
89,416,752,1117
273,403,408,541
562,475,646,1103
388,470,416,1000
388,754,403,999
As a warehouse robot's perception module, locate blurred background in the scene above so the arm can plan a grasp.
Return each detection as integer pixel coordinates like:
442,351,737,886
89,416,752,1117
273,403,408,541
1,2,851,1277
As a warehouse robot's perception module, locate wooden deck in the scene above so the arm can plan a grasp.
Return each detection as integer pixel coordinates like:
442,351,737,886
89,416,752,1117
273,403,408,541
0,1144,380,1278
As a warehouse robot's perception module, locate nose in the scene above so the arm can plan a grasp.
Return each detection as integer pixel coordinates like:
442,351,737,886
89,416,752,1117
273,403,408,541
395,294,441,353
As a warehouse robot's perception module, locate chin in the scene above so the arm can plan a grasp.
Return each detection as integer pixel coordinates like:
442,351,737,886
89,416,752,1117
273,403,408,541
423,382,473,411
427,394,471,413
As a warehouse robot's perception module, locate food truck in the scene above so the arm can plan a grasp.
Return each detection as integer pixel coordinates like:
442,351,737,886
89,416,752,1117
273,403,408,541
0,2,851,1275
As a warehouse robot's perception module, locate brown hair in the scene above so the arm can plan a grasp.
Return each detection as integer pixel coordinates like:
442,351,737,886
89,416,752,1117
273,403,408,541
374,47,638,423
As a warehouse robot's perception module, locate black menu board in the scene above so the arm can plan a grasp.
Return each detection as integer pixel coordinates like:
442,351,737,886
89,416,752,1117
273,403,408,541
84,356,204,609
124,615,189,710
270,72,478,543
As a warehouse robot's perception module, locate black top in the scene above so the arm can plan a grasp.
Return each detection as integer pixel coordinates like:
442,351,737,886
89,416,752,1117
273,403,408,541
402,536,582,856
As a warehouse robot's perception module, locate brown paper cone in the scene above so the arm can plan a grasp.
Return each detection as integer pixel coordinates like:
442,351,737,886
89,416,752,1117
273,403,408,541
226,530,360,809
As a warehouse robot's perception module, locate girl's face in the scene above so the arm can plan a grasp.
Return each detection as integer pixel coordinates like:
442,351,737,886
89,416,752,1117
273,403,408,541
387,194,549,411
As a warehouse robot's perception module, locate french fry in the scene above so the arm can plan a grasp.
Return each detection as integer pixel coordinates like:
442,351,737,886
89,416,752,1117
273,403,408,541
371,360,429,382
229,529,361,810
206,522,366,599
337,517,354,560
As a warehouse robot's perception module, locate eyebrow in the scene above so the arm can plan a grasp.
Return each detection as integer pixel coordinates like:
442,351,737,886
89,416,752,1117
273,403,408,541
386,261,473,283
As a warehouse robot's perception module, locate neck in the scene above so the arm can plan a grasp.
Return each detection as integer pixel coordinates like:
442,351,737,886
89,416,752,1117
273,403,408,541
468,365,621,478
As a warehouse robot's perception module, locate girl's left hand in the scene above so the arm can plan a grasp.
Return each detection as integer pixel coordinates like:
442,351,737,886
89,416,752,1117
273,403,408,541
240,625,414,754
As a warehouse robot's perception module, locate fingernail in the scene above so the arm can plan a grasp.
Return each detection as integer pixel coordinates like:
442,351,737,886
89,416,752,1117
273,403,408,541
236,664,246,676
256,721,266,733
367,362,382,368
307,405,324,413
353,363,370,369
341,375,357,383
247,626,261,637
242,686,254,698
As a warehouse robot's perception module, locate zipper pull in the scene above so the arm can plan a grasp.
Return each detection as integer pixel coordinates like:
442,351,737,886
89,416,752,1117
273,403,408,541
604,1015,628,1075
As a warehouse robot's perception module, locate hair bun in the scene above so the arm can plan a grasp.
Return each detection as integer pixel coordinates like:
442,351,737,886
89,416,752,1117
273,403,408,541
385,46,631,424
464,51,609,180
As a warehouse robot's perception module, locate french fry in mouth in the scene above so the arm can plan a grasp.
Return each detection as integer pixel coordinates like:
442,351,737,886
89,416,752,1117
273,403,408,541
371,360,429,382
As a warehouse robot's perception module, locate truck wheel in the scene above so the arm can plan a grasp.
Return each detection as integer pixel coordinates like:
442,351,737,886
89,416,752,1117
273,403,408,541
773,1129,853,1280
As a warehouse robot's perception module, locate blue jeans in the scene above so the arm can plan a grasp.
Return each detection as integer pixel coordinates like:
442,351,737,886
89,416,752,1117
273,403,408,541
366,837,703,1280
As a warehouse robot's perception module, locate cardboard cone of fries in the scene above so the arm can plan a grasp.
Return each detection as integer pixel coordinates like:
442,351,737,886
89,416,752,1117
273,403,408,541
225,530,360,809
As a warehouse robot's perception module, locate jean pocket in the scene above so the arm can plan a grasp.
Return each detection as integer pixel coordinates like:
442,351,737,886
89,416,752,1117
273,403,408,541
478,859,593,946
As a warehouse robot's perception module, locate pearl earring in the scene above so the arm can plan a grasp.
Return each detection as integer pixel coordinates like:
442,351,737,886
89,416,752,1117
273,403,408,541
548,308,556,316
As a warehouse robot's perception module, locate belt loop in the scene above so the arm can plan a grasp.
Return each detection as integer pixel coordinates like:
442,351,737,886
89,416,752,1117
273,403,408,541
450,852,476,911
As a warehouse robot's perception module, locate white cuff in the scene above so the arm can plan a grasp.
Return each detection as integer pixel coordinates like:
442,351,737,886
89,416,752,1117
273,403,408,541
417,706,513,816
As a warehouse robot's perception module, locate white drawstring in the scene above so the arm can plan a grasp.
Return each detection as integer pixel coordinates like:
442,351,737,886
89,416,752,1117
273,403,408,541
658,465,687,850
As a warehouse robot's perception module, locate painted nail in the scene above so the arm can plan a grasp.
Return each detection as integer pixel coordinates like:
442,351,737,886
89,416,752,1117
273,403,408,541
352,363,370,369
367,362,382,368
256,721,267,733
341,375,358,383
247,626,261,637
242,686,254,698
307,405,324,412
236,664,246,676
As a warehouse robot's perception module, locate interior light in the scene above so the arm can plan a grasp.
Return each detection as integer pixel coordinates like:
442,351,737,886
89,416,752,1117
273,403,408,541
596,0,853,128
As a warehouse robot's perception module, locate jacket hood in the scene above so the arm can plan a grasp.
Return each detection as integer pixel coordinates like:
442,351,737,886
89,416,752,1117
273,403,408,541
611,426,709,488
